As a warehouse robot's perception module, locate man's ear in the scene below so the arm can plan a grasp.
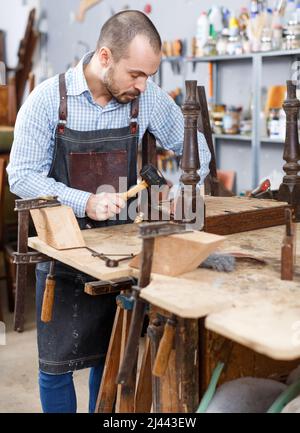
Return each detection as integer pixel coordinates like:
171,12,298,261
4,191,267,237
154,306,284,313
98,46,113,67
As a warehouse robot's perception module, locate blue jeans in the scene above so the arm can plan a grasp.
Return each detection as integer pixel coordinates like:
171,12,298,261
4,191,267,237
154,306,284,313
39,360,104,413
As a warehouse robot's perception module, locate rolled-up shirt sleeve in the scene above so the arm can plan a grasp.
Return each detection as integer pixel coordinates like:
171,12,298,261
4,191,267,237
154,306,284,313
6,86,91,218
147,85,211,183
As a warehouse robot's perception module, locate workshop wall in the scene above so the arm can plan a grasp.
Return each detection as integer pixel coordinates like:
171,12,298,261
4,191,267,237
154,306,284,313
1,0,291,193
0,0,40,67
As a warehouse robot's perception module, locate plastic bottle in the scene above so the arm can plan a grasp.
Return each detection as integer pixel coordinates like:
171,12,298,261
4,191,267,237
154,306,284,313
208,5,223,33
250,0,259,14
196,12,209,56
284,0,297,26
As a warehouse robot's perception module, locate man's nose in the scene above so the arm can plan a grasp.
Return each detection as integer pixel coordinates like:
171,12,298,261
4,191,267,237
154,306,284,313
134,77,147,93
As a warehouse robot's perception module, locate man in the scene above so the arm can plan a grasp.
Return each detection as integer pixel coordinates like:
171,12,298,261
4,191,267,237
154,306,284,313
7,10,210,413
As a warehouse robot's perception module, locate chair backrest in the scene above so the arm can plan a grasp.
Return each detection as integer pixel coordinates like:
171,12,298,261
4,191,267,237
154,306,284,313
14,9,38,109
0,78,16,126
197,85,234,197
217,169,236,194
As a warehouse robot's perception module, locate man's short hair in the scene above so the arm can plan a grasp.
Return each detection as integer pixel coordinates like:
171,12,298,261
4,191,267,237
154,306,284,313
96,10,162,62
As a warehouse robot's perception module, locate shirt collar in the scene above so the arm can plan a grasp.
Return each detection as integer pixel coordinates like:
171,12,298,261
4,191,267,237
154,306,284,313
66,50,135,112
67,51,94,96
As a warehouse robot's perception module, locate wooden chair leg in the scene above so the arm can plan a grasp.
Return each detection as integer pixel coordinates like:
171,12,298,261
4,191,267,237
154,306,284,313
0,290,4,323
4,246,16,313
115,308,137,413
95,306,123,413
134,336,152,413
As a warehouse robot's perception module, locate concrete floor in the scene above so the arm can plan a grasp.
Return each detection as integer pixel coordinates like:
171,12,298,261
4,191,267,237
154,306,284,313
0,272,90,413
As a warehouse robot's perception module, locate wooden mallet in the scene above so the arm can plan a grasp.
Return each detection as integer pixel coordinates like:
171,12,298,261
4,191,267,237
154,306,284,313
121,164,167,200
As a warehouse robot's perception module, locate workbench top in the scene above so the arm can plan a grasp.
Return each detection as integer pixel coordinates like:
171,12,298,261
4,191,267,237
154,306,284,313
28,223,300,361
142,224,300,361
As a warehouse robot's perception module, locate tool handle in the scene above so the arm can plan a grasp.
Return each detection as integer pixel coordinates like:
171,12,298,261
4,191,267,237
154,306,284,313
41,276,56,323
117,300,146,384
122,180,148,201
152,320,176,377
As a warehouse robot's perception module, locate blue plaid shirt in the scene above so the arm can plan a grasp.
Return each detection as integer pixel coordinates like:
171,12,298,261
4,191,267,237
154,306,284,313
7,52,211,218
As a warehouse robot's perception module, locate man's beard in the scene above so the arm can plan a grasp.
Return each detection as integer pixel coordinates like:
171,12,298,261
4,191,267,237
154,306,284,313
103,67,140,104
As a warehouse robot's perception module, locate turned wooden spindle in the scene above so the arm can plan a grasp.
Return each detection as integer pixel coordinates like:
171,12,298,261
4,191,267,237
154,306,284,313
197,85,234,197
181,81,201,186
178,80,201,221
278,80,300,221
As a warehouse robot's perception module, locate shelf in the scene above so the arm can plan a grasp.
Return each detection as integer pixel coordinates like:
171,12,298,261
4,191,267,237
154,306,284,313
186,54,253,62
261,137,285,144
214,134,285,144
213,133,251,141
161,49,300,64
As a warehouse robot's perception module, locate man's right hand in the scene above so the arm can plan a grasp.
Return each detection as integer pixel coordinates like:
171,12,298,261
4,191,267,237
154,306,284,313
86,192,126,221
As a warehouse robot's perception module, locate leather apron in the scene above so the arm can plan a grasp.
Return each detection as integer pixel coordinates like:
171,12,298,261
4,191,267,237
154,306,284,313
36,73,139,374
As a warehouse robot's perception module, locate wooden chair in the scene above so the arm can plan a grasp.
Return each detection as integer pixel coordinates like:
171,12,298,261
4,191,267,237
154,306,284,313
197,86,234,197
0,156,16,321
6,9,38,110
217,169,236,195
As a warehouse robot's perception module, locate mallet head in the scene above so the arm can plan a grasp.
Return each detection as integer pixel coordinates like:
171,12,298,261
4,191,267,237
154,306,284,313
140,164,167,187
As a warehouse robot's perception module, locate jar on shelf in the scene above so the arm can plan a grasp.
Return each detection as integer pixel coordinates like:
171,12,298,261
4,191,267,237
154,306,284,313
222,106,242,134
210,104,226,134
260,28,272,52
216,29,229,55
283,23,300,49
226,32,243,56
267,108,280,138
203,36,218,56
272,25,283,50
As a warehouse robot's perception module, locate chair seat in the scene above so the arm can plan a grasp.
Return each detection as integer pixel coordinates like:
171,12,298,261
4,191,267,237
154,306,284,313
0,126,14,152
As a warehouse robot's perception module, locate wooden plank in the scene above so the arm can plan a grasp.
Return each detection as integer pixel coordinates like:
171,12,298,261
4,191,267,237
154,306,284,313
134,337,152,413
129,231,225,276
115,309,136,413
95,306,123,413
140,225,300,360
28,224,141,281
141,274,234,318
30,205,85,250
205,296,300,360
205,196,288,235
203,329,300,389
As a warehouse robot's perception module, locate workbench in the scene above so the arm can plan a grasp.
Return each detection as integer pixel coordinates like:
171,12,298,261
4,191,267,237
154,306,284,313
27,197,300,412
28,222,300,361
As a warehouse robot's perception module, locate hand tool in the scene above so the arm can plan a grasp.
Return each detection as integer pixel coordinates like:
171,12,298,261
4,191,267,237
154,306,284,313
249,179,271,198
41,260,56,322
152,314,176,378
117,221,188,385
13,196,60,331
121,163,167,201
97,253,136,268
86,247,135,267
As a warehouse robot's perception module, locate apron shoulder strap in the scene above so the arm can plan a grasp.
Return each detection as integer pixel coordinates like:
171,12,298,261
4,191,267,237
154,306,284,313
58,73,67,134
130,97,139,135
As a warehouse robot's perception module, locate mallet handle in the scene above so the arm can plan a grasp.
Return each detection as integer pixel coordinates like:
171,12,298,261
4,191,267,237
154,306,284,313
121,180,148,201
